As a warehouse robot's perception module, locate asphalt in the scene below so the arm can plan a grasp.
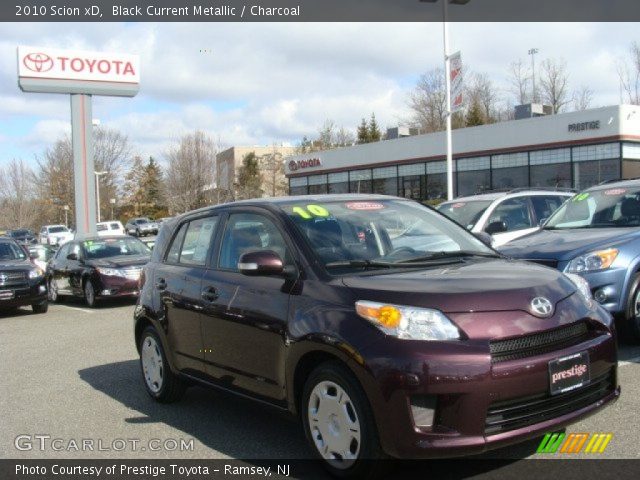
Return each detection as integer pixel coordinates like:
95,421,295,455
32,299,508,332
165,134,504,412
0,300,639,466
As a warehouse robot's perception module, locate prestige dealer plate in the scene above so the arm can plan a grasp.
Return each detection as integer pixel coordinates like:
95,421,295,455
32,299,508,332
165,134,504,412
549,351,590,395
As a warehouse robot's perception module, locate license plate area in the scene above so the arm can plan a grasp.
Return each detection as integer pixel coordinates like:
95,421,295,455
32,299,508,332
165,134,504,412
549,351,590,395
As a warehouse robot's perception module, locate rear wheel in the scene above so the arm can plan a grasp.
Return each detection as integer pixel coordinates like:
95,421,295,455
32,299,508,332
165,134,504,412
84,280,97,308
139,326,186,402
47,278,58,302
301,362,386,478
32,301,48,314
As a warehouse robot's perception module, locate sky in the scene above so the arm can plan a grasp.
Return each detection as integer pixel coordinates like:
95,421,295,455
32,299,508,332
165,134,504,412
0,22,637,168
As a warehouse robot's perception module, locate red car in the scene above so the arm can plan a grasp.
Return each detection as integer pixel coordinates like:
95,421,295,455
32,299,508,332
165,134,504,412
47,235,151,307
134,195,618,477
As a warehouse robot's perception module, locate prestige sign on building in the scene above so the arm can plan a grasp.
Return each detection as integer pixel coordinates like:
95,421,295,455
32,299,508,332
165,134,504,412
17,45,139,235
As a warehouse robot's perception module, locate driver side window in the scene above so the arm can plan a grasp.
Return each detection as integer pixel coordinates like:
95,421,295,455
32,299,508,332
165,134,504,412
487,198,534,233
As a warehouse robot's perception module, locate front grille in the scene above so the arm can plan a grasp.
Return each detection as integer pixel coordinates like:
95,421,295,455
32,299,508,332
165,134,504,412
525,258,559,269
0,271,28,287
485,369,615,435
490,322,590,363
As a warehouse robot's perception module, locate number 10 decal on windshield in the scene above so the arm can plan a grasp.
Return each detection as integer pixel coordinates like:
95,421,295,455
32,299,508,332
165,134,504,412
292,204,331,219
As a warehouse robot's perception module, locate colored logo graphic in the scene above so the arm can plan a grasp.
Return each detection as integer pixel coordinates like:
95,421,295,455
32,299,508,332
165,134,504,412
537,432,612,454
23,52,54,73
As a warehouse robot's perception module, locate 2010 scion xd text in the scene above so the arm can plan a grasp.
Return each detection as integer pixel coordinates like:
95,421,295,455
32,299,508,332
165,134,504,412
134,194,619,477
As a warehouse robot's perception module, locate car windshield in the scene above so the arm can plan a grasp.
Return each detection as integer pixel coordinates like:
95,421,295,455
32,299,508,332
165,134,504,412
49,226,68,233
10,229,30,237
545,187,640,229
82,237,151,259
282,199,495,271
29,246,55,262
437,200,492,229
0,241,27,260
136,219,149,224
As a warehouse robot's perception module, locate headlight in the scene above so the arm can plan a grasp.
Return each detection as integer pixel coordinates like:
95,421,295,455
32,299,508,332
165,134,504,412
566,248,618,273
355,300,461,341
97,267,125,277
28,267,44,279
564,272,594,308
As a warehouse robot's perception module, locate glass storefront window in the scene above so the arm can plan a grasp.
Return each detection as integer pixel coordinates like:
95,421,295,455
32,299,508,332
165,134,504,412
349,169,372,193
457,170,490,197
400,175,424,200
289,186,308,196
530,163,571,189
308,174,328,194
426,172,450,201
574,159,620,190
492,166,528,189
328,172,349,194
289,176,308,196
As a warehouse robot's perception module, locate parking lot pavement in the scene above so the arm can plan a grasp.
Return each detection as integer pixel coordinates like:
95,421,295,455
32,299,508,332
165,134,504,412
1,302,639,464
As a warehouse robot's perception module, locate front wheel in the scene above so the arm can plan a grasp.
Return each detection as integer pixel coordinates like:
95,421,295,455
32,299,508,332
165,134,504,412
47,278,58,302
626,274,640,342
32,301,48,314
139,326,186,402
84,280,97,308
301,362,386,478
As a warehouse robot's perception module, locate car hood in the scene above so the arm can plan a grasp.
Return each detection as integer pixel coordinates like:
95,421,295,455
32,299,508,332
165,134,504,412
86,255,149,268
499,227,638,261
341,258,575,314
0,259,32,270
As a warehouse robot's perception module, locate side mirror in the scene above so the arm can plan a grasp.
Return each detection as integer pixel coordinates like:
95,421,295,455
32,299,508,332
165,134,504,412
474,232,494,247
67,253,78,261
485,220,508,235
238,250,284,276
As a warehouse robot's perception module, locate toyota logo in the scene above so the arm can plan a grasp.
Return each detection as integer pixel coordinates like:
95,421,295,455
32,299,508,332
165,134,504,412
530,297,554,318
23,52,54,73
288,160,299,172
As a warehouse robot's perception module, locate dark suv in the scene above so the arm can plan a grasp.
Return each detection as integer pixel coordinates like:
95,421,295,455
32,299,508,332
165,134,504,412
0,237,48,313
134,195,618,476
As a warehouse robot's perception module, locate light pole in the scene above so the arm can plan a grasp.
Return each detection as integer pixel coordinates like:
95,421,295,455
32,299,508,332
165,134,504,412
63,205,70,227
420,0,470,200
94,171,107,223
110,198,116,220
528,48,539,103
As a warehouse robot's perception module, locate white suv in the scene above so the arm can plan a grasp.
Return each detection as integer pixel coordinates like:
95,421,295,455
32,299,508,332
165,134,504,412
96,221,126,236
39,225,74,246
437,189,574,247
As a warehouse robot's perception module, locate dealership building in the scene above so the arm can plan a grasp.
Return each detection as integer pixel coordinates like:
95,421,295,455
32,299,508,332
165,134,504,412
285,105,640,201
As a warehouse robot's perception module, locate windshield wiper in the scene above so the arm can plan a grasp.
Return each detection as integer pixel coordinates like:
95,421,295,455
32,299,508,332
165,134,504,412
324,259,394,270
398,250,501,263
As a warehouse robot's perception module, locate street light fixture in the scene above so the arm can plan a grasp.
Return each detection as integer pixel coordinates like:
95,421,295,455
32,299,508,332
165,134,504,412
109,198,116,220
94,171,107,223
420,0,471,200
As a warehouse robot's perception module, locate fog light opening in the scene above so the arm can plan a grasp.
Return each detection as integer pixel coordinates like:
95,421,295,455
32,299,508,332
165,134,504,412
410,395,436,428
594,289,607,304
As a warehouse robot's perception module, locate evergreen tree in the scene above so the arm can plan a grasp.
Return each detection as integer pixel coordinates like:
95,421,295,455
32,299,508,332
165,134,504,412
357,118,369,144
236,152,263,200
465,99,485,127
123,156,145,216
368,113,381,142
140,157,166,217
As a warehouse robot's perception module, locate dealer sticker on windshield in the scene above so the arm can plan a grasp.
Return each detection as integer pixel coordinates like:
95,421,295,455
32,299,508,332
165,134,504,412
345,202,385,211
604,188,626,196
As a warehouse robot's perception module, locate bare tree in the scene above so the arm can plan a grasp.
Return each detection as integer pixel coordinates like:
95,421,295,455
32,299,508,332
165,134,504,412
92,127,132,217
617,41,640,105
468,72,500,123
165,131,217,214
34,137,74,226
408,68,447,133
539,58,571,113
334,126,355,147
573,85,594,111
259,147,287,198
0,159,38,229
508,59,531,105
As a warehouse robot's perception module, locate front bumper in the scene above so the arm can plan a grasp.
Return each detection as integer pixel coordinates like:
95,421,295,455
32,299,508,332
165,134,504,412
0,282,47,308
356,306,619,459
575,267,627,315
96,275,140,298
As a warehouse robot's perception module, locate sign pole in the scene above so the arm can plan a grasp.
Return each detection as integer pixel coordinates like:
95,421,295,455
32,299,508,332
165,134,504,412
442,0,454,201
70,94,97,234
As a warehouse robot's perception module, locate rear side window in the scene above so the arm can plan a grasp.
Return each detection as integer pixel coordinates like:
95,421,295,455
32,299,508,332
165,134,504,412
531,195,567,223
165,217,218,266
96,224,107,231
110,223,120,230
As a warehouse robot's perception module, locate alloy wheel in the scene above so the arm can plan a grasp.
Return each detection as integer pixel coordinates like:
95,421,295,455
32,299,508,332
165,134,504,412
141,336,164,393
307,380,361,468
48,279,58,302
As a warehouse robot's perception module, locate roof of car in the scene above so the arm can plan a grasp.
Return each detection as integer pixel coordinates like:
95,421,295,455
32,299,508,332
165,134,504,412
440,189,574,204
73,234,131,242
587,178,640,191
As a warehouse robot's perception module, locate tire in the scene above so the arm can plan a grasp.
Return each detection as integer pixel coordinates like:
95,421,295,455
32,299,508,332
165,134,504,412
139,326,186,403
135,229,141,237
625,273,640,343
47,278,59,302
84,279,98,308
301,361,387,478
32,301,48,314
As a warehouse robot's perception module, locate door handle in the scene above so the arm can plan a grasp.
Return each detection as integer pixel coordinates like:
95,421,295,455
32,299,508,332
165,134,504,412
155,278,167,290
201,286,219,302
